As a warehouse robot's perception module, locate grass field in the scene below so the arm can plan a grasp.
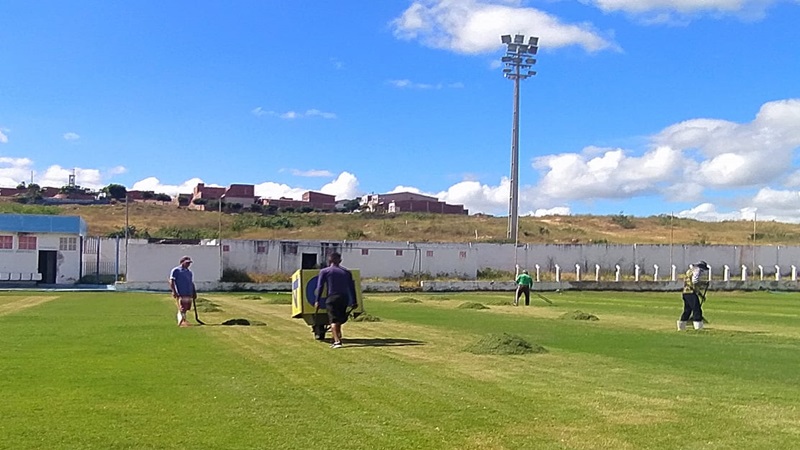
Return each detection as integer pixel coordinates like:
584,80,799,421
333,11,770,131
1,290,798,449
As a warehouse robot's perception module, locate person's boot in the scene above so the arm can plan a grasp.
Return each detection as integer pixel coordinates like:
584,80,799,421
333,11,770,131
676,320,687,331
693,320,704,330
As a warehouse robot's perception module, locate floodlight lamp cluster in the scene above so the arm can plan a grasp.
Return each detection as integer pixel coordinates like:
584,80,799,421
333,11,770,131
500,34,538,80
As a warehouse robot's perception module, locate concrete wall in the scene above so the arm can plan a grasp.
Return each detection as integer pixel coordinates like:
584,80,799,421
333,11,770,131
126,242,221,282
88,237,800,284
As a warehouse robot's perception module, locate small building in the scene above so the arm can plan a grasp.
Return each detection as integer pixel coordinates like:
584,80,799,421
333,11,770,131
361,192,468,215
223,184,258,207
261,191,336,212
0,214,88,284
189,183,226,210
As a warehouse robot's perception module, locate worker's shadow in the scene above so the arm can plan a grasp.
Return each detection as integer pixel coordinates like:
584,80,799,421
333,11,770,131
342,338,424,348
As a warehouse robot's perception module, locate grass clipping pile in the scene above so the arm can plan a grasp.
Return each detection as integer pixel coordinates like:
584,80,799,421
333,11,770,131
465,333,547,356
560,310,599,321
458,302,489,310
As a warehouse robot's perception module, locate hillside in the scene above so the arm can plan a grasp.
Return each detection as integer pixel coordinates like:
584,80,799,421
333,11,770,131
2,201,797,246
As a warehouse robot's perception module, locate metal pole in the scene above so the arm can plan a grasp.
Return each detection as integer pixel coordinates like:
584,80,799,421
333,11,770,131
752,210,757,272
508,73,520,242
124,194,129,281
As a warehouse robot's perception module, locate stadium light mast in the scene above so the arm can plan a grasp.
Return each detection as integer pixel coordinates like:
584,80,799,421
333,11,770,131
500,34,538,243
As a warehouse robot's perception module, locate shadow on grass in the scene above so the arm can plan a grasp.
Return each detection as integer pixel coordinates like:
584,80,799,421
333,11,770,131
341,338,425,348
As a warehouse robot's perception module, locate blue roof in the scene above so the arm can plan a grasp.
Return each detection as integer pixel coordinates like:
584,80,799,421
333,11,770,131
0,214,88,235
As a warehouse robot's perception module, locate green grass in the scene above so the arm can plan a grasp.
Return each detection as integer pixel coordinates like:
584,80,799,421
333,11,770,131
1,290,799,449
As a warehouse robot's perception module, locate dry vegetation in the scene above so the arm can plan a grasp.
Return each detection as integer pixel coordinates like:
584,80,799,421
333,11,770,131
7,200,800,245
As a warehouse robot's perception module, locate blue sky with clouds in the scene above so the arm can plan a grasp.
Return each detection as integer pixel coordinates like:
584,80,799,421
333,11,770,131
2,1,799,221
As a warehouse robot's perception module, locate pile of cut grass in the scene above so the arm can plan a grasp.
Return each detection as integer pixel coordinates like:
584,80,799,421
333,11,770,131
560,310,599,321
240,295,262,300
458,302,489,310
195,297,223,313
465,333,547,355
220,318,266,326
352,313,381,322
395,297,421,303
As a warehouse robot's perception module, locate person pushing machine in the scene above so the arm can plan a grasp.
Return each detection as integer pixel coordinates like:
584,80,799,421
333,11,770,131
314,252,357,349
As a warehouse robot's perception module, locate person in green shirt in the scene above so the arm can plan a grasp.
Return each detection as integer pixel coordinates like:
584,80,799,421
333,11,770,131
514,270,534,306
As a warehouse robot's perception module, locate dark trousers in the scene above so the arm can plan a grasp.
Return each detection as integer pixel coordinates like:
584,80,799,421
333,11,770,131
680,293,703,322
516,286,530,306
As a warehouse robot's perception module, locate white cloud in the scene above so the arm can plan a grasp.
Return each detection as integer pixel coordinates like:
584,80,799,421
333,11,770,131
530,206,571,217
388,79,464,89
585,0,777,21
63,132,80,141
291,169,335,177
330,58,344,70
436,178,511,213
253,181,307,200
252,107,337,119
0,128,8,144
131,177,206,196
534,146,683,201
107,166,127,176
0,157,33,187
39,165,102,189
391,0,617,54
655,99,800,188
319,172,360,200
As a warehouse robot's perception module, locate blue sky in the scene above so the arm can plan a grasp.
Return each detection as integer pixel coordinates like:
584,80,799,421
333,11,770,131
2,1,800,221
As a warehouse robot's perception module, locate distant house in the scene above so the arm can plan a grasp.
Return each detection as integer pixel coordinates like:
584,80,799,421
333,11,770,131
360,192,467,215
0,187,25,197
189,183,226,210
261,191,336,212
223,184,258,207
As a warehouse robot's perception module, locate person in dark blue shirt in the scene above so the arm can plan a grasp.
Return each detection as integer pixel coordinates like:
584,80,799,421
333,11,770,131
169,256,196,327
315,252,356,348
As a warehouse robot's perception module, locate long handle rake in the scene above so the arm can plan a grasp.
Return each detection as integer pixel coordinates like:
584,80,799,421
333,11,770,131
192,296,205,325
535,292,554,305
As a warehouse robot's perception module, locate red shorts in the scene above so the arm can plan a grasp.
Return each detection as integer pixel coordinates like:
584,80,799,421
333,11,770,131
178,296,193,313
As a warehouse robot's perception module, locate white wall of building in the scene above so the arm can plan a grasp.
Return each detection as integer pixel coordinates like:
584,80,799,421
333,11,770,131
126,243,221,283
0,232,81,283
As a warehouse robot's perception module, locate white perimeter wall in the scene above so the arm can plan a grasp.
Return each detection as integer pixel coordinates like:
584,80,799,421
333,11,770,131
126,243,221,283
91,237,800,282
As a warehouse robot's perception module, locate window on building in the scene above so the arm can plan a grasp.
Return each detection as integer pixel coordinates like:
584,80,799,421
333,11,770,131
361,248,369,255
459,251,467,259
426,250,434,257
282,241,298,255
59,237,78,251
395,249,403,256
0,235,12,249
223,245,230,252
255,241,267,254
19,235,37,250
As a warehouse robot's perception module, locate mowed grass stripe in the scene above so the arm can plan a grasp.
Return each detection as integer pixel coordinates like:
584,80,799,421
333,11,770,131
0,295,59,316
1,291,799,449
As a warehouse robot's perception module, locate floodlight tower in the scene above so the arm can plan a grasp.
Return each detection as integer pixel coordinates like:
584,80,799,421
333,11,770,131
500,34,538,243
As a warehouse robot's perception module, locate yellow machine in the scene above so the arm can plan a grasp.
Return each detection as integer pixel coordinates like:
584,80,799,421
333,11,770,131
291,269,364,340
